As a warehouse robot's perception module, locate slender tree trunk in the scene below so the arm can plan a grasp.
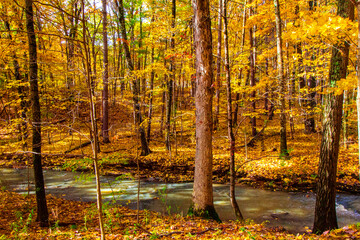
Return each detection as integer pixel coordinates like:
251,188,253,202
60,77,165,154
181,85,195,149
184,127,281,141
213,0,222,130
223,0,243,220
190,0,219,221
147,48,155,143
4,20,28,149
356,1,360,182
304,75,316,133
303,2,317,133
25,0,49,227
313,0,354,234
115,0,151,156
166,0,176,151
102,0,110,143
249,8,256,137
233,1,247,126
160,82,166,137
274,0,288,157
81,1,105,238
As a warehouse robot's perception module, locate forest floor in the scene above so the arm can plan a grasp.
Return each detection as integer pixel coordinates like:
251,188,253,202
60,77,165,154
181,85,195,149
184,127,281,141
1,101,360,238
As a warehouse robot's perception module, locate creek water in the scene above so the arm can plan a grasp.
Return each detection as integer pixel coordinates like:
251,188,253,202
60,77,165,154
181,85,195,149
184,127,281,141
1,168,359,233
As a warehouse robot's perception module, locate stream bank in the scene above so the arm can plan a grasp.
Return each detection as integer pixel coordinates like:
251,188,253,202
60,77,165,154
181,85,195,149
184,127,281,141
1,167,360,234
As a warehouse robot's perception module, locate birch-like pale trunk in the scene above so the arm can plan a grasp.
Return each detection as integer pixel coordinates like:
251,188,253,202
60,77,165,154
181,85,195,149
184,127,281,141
274,0,288,157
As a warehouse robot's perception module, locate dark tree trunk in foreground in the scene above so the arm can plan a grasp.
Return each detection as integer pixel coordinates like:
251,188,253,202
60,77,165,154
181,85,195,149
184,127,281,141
25,0,49,227
116,0,151,156
102,0,110,143
190,0,219,221
313,0,354,234
223,0,243,220
274,0,288,157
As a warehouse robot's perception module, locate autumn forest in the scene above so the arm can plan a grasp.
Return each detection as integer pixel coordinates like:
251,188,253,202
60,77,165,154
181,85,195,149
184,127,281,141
1,0,360,239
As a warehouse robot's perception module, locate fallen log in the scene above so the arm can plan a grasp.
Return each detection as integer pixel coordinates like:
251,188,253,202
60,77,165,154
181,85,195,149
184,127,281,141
239,120,268,148
64,141,92,154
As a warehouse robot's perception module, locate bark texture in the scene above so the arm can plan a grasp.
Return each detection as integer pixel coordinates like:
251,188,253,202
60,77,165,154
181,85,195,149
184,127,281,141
25,0,49,227
191,0,219,221
313,0,354,234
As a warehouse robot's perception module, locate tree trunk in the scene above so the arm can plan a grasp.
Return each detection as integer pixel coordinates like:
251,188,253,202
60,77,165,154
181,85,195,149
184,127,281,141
4,20,28,150
147,48,155,143
274,0,288,157
102,0,110,143
313,0,354,234
213,0,222,130
25,0,49,227
115,0,151,156
249,5,256,137
190,0,219,221
166,0,176,151
356,1,360,182
223,0,243,220
233,0,247,127
81,1,105,238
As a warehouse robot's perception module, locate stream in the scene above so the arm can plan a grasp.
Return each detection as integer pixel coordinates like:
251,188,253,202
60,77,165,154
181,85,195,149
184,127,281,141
1,168,360,233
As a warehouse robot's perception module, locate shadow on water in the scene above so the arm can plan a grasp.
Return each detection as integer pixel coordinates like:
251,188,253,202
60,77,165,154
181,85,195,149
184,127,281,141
1,168,359,233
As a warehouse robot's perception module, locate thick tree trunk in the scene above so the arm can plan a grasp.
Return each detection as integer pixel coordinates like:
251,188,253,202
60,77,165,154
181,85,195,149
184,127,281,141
102,0,110,143
25,0,49,227
274,0,288,157
116,0,151,156
313,0,354,234
223,0,243,220
190,0,219,221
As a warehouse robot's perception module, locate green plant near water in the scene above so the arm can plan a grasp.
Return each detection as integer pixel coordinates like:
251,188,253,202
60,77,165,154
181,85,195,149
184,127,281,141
158,185,172,215
102,201,122,232
11,209,34,235
62,157,93,172
240,227,256,240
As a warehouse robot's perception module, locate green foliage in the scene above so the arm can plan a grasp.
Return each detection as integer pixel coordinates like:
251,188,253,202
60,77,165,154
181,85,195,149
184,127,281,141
11,209,34,235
